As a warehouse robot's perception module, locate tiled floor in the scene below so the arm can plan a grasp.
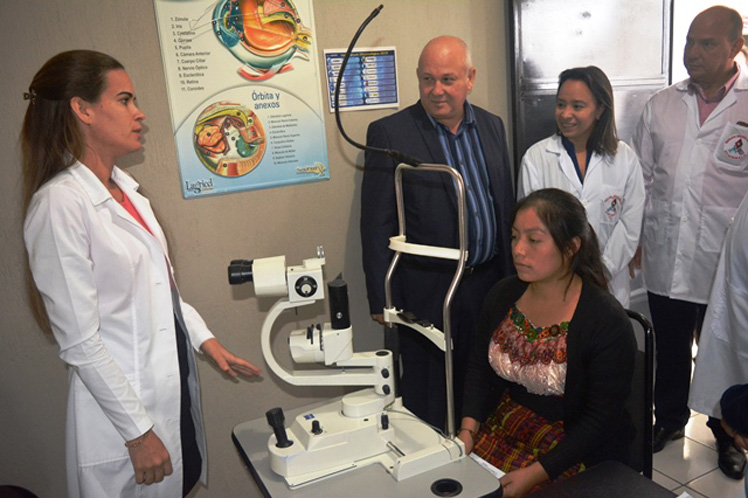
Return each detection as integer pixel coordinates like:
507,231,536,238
653,412,746,497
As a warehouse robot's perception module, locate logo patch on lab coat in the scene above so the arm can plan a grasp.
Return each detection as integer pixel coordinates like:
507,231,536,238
604,195,622,218
723,134,747,161
714,123,748,169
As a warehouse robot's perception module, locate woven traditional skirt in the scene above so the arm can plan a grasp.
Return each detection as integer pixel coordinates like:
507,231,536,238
473,391,584,492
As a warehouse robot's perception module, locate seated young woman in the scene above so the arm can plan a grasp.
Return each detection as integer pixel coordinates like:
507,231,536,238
457,188,636,498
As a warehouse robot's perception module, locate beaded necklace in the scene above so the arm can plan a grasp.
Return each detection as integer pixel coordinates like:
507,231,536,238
510,305,569,342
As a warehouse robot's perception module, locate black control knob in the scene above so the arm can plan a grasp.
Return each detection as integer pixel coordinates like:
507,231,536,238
294,275,318,298
311,420,323,435
266,407,293,448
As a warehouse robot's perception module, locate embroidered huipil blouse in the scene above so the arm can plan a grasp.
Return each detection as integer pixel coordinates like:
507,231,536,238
488,305,569,396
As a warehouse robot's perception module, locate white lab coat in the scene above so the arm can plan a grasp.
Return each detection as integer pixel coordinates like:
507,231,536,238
517,135,645,307
24,162,213,498
689,190,748,418
631,71,748,303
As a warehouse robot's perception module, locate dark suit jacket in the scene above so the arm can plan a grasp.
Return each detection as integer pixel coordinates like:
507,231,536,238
360,101,514,324
359,101,515,426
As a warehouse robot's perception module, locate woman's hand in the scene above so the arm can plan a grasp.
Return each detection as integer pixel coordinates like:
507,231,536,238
457,417,480,455
734,433,748,451
457,429,474,454
499,462,549,498
628,246,642,278
128,430,173,485
200,338,262,378
721,418,748,451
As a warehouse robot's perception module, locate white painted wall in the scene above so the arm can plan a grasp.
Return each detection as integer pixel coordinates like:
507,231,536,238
671,0,747,82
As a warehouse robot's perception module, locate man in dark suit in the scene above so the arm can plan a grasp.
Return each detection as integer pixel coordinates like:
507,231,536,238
360,35,514,428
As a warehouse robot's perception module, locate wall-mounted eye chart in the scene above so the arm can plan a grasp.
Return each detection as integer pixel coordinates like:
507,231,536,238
323,47,399,113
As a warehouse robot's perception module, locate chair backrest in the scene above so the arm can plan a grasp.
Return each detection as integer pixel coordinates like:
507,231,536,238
624,309,654,478
0,486,40,498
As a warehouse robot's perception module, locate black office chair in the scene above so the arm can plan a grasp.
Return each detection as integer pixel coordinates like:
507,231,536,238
624,309,655,479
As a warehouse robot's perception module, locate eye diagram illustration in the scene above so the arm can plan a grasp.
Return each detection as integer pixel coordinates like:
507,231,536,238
193,101,266,177
212,0,312,81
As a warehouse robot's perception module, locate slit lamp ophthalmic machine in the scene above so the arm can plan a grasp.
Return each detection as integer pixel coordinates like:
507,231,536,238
224,3,490,491
227,246,466,489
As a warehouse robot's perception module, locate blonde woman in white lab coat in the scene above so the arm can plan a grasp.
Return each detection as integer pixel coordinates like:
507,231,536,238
517,66,645,307
21,50,262,498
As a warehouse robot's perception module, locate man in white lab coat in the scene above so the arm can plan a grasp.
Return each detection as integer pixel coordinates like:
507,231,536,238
689,190,748,479
630,5,748,478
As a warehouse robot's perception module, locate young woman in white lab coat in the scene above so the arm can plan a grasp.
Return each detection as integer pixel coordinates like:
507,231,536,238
21,50,262,498
517,66,644,307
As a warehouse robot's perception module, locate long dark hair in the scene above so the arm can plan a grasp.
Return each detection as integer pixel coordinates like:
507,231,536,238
21,50,124,333
556,66,618,156
21,50,124,213
515,188,609,290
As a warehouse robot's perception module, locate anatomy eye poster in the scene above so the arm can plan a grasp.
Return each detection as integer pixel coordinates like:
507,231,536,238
153,0,328,199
